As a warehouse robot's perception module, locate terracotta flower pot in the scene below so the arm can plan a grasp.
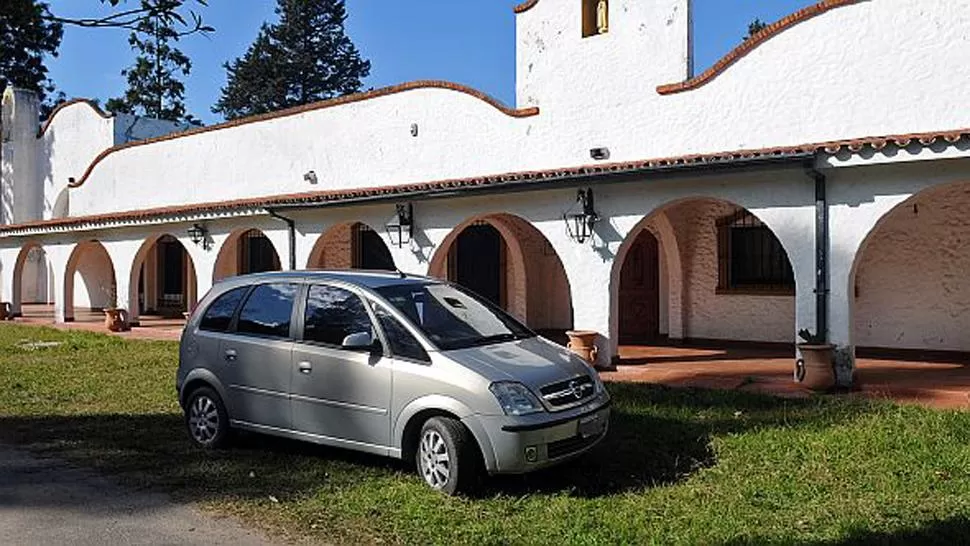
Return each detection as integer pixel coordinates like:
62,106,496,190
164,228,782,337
796,344,836,391
566,330,599,366
103,308,130,332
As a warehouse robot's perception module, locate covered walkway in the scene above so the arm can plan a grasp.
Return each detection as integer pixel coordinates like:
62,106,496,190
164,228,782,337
604,345,970,410
15,304,185,341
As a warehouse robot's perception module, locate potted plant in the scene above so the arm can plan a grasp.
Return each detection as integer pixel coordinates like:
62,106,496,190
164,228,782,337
102,284,130,333
795,328,835,391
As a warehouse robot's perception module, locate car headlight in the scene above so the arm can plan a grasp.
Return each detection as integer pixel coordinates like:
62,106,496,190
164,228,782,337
489,381,544,416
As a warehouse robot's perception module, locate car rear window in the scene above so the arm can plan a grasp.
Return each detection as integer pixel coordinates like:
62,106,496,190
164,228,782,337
199,286,249,332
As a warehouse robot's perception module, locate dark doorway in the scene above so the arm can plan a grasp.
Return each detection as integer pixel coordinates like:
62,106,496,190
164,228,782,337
449,223,505,308
158,236,186,312
354,224,395,271
618,229,660,344
240,230,281,274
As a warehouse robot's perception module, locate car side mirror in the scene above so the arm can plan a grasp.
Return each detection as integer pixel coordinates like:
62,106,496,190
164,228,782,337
342,331,375,351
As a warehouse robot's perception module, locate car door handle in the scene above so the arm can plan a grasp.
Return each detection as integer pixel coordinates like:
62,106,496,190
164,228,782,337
297,361,313,374
224,349,237,362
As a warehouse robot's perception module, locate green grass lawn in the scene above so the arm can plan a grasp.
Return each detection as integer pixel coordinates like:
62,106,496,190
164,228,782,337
1,324,969,545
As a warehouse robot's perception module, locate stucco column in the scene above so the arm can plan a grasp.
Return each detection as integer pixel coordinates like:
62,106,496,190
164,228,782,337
561,242,614,369
45,243,74,323
0,247,20,316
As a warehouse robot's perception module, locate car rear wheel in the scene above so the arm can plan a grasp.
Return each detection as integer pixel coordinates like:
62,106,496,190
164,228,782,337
185,387,230,449
417,417,480,495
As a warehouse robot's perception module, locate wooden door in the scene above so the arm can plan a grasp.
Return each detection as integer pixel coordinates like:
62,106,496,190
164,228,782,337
618,230,660,344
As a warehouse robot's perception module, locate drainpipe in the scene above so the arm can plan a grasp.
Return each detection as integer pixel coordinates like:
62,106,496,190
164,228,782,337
266,209,297,270
806,160,828,342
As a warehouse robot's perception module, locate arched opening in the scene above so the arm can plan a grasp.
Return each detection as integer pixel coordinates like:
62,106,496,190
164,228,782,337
213,228,282,282
428,214,573,338
12,243,54,319
307,222,395,270
852,183,970,355
130,234,198,325
613,198,795,350
64,240,116,323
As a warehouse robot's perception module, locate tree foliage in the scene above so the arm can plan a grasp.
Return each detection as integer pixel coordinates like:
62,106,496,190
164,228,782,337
745,18,769,40
44,0,212,36
105,1,198,123
0,0,64,112
213,0,370,120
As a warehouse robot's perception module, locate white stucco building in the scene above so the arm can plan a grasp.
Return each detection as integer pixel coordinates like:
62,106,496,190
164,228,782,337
2,0,969,385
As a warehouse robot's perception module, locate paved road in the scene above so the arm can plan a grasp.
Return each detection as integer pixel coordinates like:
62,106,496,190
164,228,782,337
0,446,276,546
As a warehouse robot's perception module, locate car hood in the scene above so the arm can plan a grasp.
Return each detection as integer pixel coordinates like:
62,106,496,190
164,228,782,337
442,336,593,390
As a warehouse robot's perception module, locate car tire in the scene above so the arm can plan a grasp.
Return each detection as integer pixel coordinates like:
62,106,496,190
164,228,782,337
185,386,230,449
417,417,481,495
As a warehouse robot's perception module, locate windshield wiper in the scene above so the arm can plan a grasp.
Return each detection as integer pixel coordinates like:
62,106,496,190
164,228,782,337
468,333,518,347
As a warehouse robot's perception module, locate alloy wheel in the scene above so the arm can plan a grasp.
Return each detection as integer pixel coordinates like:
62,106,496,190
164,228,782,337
188,394,220,445
419,429,451,489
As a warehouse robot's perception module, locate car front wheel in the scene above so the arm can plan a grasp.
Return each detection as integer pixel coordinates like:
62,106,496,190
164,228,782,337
417,417,480,495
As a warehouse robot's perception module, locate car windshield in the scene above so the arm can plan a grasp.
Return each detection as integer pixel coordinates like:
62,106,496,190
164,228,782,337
374,282,535,351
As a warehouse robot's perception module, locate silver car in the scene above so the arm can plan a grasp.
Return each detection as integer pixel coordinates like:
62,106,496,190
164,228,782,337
176,271,611,494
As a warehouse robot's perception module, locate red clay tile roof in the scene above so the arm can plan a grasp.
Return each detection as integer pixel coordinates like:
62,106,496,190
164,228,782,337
38,99,112,137
2,127,967,236
513,0,540,14
58,80,538,189
658,0,863,95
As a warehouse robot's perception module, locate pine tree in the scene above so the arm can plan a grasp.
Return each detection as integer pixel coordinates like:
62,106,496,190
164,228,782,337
213,0,370,120
0,0,64,113
106,1,199,123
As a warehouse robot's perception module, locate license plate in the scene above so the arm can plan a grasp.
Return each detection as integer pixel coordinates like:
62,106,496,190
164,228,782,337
578,413,603,438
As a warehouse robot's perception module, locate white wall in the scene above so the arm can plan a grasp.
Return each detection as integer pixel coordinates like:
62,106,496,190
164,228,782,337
854,183,970,351
72,242,115,309
61,1,970,220
665,199,795,343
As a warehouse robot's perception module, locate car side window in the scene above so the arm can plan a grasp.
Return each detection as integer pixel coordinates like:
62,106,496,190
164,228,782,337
236,283,298,338
304,285,374,348
199,286,250,332
372,304,430,363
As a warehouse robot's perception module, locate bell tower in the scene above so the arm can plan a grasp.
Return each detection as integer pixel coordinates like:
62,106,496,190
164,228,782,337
1,87,42,225
515,0,693,112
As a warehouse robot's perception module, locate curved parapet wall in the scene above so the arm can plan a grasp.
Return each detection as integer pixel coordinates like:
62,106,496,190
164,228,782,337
39,99,111,137
68,80,539,190
657,0,863,95
68,80,541,217
513,0,540,14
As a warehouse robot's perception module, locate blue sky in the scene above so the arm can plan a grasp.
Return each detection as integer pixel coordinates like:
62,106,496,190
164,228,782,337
46,0,813,124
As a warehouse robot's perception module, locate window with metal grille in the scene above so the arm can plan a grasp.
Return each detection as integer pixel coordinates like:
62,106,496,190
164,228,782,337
717,210,794,294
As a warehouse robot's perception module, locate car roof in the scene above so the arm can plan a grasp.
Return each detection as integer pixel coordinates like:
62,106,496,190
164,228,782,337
214,269,436,290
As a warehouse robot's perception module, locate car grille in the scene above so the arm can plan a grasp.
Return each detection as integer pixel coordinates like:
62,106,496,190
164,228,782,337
539,375,596,409
547,431,603,460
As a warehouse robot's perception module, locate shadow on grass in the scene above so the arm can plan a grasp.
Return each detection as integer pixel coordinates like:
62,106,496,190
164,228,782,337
725,516,970,546
0,383,877,506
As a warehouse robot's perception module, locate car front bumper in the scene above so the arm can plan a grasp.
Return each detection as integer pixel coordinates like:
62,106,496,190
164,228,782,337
469,394,611,474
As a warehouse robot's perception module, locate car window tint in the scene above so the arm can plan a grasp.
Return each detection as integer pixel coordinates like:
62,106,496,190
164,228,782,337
373,304,429,362
236,283,298,338
304,285,373,347
199,286,249,332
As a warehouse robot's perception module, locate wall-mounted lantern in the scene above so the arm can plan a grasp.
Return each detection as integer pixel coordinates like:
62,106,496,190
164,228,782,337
303,170,318,184
386,203,413,248
564,188,599,244
188,223,211,250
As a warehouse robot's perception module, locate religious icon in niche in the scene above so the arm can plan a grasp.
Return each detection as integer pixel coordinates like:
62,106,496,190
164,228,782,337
583,0,609,37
